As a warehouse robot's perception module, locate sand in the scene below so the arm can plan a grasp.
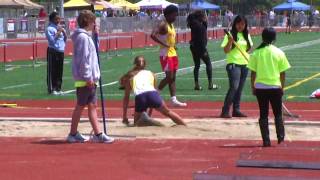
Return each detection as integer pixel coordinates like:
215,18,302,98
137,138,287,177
0,118,319,141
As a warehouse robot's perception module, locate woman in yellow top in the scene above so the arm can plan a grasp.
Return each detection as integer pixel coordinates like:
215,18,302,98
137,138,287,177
220,15,253,118
247,27,291,147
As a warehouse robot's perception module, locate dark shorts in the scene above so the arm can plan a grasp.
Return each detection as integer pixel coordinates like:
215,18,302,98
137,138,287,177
76,86,97,106
135,91,163,112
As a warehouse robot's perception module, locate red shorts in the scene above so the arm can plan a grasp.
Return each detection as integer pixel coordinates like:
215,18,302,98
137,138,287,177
159,56,179,72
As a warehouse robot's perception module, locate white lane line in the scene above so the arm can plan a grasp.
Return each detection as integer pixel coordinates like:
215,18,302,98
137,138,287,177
0,117,119,122
178,77,320,80
60,93,228,97
289,61,320,64
59,93,311,99
101,69,114,73
59,38,320,95
280,39,320,51
62,81,119,94
62,59,227,95
1,117,319,123
291,66,320,69
4,60,70,71
1,83,31,90
286,51,320,54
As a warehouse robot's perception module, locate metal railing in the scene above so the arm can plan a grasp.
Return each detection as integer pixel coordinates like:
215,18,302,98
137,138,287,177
0,15,320,39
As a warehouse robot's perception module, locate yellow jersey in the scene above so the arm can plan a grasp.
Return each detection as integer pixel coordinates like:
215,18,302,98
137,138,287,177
159,22,177,57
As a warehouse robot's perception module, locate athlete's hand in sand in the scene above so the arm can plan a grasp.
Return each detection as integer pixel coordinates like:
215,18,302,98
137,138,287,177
122,117,129,125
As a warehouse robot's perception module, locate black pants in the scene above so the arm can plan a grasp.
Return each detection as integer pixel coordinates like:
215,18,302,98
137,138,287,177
47,48,64,93
190,46,212,85
256,88,285,143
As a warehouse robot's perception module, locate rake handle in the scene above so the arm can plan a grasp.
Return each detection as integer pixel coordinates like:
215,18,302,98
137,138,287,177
223,30,300,119
223,29,250,62
91,4,107,134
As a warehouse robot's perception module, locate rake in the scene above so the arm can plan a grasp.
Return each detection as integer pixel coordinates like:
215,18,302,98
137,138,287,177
223,29,300,119
91,4,107,134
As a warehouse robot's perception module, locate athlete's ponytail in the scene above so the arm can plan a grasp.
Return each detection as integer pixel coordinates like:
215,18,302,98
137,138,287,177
119,56,146,87
133,56,146,70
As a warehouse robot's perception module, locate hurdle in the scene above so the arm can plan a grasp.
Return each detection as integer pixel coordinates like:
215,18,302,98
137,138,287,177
1,41,36,71
100,35,133,58
1,43,5,71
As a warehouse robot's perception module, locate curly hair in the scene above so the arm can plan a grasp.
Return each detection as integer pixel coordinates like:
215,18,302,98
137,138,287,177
187,10,207,28
164,5,178,17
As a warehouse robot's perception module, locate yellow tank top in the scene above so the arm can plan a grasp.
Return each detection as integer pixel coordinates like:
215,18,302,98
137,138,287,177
159,23,177,57
131,70,156,96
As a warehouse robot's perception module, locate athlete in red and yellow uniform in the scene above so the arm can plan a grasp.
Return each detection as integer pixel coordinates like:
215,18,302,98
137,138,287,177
158,22,178,72
151,5,186,107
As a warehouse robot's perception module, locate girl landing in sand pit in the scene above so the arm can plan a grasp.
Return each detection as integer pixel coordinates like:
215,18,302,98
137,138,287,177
122,56,186,127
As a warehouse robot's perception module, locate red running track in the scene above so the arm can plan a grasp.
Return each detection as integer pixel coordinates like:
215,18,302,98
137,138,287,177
0,100,319,121
0,138,320,180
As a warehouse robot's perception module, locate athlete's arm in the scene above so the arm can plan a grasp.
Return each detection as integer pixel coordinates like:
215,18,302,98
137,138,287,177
280,72,286,91
251,71,256,96
122,81,131,125
223,36,234,53
152,73,157,89
151,21,170,48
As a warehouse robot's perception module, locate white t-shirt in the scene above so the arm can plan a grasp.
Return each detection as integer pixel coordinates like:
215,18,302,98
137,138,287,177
131,70,156,96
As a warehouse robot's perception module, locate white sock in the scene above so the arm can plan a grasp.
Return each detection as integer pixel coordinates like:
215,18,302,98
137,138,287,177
171,96,177,101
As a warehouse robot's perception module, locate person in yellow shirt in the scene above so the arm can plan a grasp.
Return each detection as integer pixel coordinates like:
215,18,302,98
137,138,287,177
247,27,291,147
220,15,253,118
151,5,187,107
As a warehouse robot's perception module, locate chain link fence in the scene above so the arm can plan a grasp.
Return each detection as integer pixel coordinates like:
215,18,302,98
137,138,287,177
1,15,320,39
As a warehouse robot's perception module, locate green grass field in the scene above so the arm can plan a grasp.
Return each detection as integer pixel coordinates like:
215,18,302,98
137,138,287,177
1,32,320,102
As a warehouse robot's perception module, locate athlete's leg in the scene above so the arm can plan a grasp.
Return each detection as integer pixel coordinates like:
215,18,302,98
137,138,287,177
156,101,186,125
190,46,201,89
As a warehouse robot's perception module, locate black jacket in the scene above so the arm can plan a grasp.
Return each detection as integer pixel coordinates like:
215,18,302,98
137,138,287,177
189,19,208,53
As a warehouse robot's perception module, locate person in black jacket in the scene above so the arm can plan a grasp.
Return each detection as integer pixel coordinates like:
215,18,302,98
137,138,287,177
187,11,218,90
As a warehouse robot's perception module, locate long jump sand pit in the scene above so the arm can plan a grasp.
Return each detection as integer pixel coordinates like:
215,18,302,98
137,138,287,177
1,118,319,142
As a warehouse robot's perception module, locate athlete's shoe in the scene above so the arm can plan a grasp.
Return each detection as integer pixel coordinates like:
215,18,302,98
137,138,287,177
52,91,59,95
57,91,64,95
67,132,88,143
208,83,219,90
91,133,114,144
171,99,187,107
135,112,164,127
52,90,63,95
194,86,203,91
